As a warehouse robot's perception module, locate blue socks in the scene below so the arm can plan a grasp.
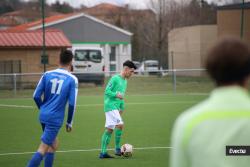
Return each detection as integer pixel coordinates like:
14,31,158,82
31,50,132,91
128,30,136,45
44,153,54,167
27,152,55,167
27,152,43,167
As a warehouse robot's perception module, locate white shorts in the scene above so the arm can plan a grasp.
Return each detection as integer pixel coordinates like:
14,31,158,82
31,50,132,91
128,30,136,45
105,110,124,129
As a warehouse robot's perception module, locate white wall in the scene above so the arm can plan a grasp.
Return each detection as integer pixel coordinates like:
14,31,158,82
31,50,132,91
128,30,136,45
103,44,131,73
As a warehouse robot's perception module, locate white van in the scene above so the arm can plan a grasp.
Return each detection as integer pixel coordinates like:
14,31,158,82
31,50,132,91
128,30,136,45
139,60,159,75
72,47,105,85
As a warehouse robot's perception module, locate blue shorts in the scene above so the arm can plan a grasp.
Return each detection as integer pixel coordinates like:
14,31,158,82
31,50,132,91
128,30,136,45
41,123,61,146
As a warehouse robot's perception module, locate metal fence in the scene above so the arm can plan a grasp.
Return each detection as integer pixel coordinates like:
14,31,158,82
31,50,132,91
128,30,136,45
0,69,213,98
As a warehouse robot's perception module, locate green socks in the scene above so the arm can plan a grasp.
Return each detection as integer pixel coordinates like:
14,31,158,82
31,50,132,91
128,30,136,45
100,129,123,153
101,130,112,154
115,128,123,149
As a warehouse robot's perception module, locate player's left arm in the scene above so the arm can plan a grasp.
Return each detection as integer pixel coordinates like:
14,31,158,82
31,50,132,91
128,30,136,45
66,78,78,132
120,100,125,115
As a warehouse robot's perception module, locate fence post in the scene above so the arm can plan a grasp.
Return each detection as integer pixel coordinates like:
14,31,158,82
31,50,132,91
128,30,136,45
13,73,17,96
172,69,176,94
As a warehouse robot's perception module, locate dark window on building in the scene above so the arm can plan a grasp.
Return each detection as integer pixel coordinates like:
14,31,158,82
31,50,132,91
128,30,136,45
0,60,21,89
110,46,116,61
110,64,116,71
0,60,21,74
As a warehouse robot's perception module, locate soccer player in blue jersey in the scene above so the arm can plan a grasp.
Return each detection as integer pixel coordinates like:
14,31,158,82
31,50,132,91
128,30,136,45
27,50,78,167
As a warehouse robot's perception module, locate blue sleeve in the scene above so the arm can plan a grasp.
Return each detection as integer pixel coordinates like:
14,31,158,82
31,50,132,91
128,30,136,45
33,74,45,109
67,78,78,127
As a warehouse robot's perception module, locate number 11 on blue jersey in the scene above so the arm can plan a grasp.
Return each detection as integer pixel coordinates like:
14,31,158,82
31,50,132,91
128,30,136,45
50,79,64,94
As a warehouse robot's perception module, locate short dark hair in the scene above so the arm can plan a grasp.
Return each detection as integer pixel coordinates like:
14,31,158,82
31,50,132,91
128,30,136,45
123,60,137,70
60,49,73,65
205,37,250,86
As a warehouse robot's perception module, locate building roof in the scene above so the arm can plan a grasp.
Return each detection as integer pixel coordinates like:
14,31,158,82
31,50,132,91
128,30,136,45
0,29,71,48
8,12,132,36
7,13,74,32
0,17,19,27
2,10,61,17
217,2,250,10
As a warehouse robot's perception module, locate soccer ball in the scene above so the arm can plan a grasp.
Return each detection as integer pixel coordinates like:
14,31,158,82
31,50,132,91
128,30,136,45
121,143,133,158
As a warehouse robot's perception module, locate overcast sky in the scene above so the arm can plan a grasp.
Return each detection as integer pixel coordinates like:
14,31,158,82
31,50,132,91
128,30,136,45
24,0,250,9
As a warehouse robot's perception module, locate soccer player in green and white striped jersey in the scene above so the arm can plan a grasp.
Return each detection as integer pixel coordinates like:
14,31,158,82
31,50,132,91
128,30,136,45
170,37,250,167
99,60,137,158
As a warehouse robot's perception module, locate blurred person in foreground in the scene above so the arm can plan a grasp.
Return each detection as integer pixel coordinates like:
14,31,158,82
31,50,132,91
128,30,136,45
99,60,137,158
170,37,250,167
27,50,78,167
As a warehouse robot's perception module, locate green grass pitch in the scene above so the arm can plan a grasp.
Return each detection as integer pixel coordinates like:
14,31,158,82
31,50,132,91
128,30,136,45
0,92,207,167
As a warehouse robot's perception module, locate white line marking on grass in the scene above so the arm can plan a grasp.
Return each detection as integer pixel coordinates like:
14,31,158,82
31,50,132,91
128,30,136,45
0,93,208,101
128,93,209,96
77,101,197,107
76,93,209,98
0,104,34,108
78,104,103,107
0,101,198,109
0,146,172,156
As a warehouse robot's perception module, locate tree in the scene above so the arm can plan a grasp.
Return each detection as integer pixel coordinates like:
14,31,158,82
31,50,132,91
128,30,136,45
51,0,74,13
146,0,185,68
0,0,23,15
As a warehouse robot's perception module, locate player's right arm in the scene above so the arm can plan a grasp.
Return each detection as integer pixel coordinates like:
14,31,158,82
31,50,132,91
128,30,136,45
33,74,45,109
105,77,117,98
105,77,123,99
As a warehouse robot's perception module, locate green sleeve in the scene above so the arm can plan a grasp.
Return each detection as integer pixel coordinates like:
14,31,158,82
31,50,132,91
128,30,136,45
120,100,125,111
105,77,117,97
